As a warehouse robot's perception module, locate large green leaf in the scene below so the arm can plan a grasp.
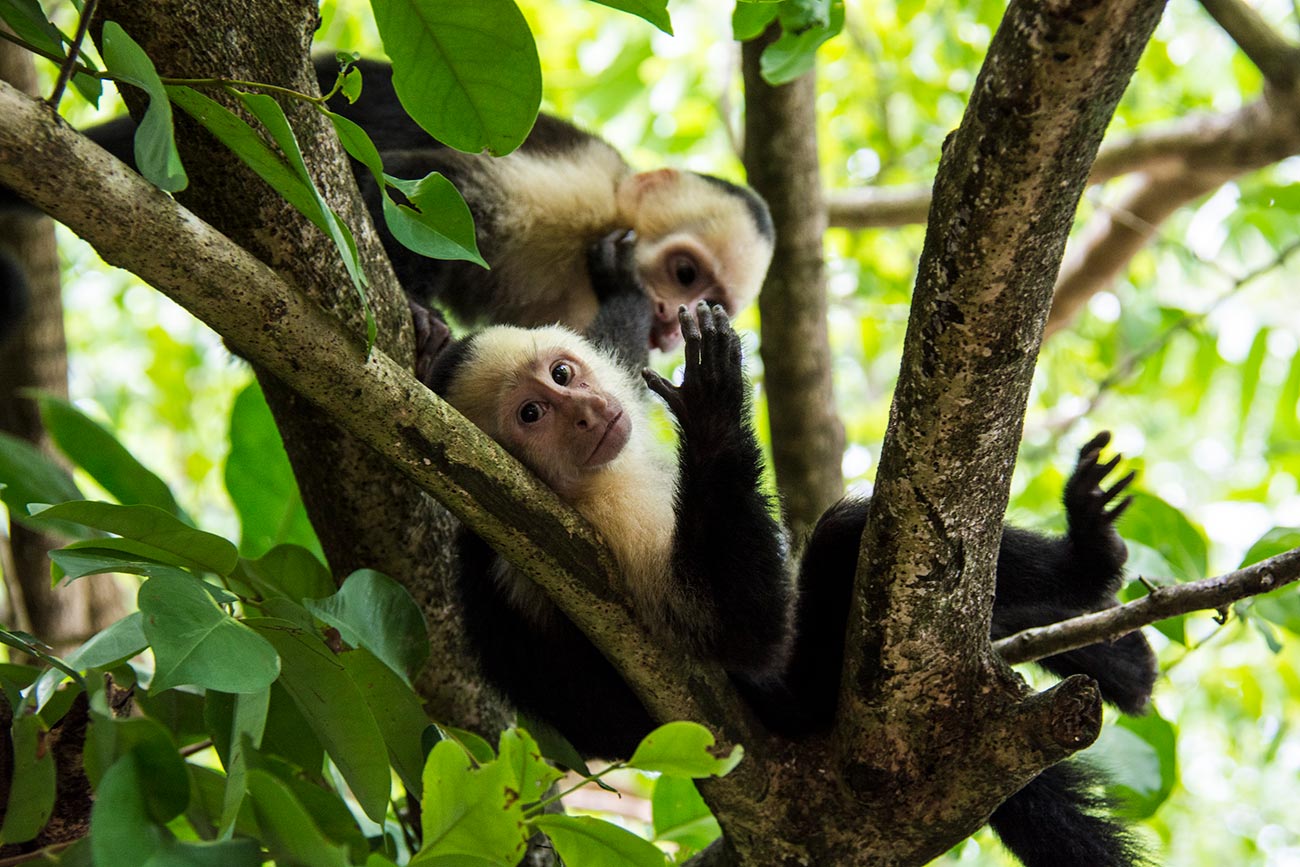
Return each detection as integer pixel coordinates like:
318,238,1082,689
0,714,55,844
100,22,187,192
138,573,280,693
381,172,486,266
759,0,844,85
50,546,194,584
224,383,320,559
248,620,391,822
627,722,743,778
218,690,270,838
532,814,668,867
0,432,86,537
33,502,238,576
339,647,430,797
1092,711,1178,820
66,611,148,670
36,395,183,518
1116,492,1208,582
166,85,321,221
238,544,334,603
247,770,352,867
305,569,429,682
415,739,530,865
651,775,721,852
372,0,541,155
84,715,190,824
1239,527,1300,634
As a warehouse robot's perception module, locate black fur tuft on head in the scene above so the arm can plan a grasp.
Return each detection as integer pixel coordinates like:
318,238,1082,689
423,333,478,397
697,173,774,242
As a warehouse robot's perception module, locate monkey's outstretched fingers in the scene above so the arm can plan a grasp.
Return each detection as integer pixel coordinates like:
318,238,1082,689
643,369,686,417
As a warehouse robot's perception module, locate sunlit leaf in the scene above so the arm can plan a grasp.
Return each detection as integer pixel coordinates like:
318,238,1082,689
627,721,743,778
372,0,541,155
532,814,668,867
100,22,186,192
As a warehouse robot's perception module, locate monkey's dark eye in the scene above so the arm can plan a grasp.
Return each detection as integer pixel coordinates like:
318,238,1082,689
551,361,574,386
670,254,698,288
519,402,544,424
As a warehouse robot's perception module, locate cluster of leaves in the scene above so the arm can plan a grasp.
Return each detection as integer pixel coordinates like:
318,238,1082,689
0,395,739,865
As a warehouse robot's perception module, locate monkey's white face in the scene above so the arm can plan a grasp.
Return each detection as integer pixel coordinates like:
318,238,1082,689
497,351,632,498
618,169,772,352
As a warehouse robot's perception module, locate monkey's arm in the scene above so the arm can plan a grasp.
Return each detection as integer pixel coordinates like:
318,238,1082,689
584,230,653,371
644,304,791,675
991,433,1155,714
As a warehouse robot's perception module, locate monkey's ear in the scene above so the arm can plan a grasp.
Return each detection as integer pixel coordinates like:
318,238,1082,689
617,168,683,214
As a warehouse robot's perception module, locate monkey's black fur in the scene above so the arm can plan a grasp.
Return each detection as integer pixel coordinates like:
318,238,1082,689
428,300,1156,867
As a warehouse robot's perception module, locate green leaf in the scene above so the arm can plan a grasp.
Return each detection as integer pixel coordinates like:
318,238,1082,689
248,620,392,822
66,612,148,670
518,711,595,777
372,0,542,155
532,814,668,867
1239,527,1300,634
36,395,184,518
0,714,55,844
100,22,187,192
0,0,64,57
415,739,530,865
732,1,780,41
256,682,326,777
225,382,321,559
497,728,564,807
32,501,238,576
382,172,487,266
339,647,431,797
0,628,84,700
89,754,169,867
588,0,672,34
627,722,744,778
0,432,85,537
238,544,334,603
341,66,363,103
219,690,270,838
247,769,352,867
306,569,429,682
1092,711,1178,819
49,547,193,584
651,775,721,852
84,715,190,824
759,0,844,85
1118,492,1208,582
138,573,280,693
236,90,370,296
438,724,497,764
166,85,322,222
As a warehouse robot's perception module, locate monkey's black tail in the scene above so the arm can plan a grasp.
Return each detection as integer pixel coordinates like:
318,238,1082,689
0,251,30,348
989,761,1147,867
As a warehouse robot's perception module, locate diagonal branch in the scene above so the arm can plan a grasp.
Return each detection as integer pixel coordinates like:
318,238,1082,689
0,79,763,759
995,546,1300,664
1198,0,1300,89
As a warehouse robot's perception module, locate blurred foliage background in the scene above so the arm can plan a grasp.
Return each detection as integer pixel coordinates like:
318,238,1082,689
20,0,1300,863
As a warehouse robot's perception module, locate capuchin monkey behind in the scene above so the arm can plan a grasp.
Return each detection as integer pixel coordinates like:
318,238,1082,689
0,59,774,358
419,283,1157,867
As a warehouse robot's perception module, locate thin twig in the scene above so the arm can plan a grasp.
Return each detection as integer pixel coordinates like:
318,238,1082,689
994,545,1300,664
48,0,98,108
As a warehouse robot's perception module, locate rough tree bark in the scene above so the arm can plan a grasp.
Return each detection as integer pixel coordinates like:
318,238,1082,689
0,37,124,652
741,30,845,543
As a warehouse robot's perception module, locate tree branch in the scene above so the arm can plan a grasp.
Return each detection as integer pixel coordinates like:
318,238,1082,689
0,79,763,760
995,546,1300,664
1198,0,1300,89
742,29,845,543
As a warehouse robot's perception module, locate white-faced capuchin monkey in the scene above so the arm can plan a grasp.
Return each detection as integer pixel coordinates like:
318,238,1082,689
0,59,774,358
419,295,1157,867
331,58,774,353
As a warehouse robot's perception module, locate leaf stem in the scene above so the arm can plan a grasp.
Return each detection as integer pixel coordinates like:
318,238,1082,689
523,763,627,817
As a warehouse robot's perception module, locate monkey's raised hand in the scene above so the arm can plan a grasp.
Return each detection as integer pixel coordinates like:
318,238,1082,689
642,303,747,442
1064,431,1136,587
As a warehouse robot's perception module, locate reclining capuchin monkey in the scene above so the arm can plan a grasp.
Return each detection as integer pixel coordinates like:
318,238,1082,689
416,266,1157,867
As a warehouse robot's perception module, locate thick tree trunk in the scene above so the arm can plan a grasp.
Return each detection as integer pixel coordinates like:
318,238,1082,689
91,0,509,733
